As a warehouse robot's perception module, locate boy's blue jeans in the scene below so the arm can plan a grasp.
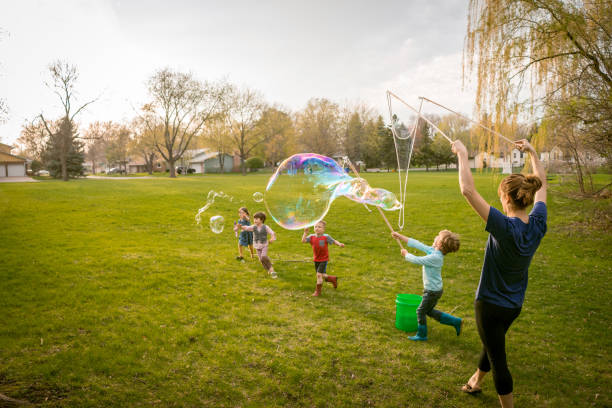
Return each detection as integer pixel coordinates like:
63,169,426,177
416,290,443,325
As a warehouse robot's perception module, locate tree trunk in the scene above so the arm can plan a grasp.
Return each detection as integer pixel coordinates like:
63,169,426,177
61,160,68,180
571,150,585,193
218,153,224,173
147,153,154,175
169,159,176,178
61,147,68,181
241,156,246,176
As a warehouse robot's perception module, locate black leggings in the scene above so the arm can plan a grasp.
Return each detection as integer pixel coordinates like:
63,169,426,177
475,300,521,396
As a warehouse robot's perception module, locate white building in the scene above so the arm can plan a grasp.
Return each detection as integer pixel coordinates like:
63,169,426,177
472,148,526,172
187,149,235,173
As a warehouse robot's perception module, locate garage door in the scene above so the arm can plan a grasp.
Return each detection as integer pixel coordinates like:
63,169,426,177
7,163,25,177
0,165,5,177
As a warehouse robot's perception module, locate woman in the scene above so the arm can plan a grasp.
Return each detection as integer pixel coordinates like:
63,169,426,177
452,139,547,408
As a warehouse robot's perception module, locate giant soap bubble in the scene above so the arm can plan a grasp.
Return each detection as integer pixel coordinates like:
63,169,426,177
210,215,224,234
264,153,401,230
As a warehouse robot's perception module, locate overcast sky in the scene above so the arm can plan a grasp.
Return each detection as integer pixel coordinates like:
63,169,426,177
0,0,475,145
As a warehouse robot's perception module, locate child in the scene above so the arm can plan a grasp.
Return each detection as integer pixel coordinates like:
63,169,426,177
233,207,255,261
241,212,277,278
302,220,345,297
391,230,461,341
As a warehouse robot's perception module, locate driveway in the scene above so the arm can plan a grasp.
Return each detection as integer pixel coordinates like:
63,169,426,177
0,176,39,183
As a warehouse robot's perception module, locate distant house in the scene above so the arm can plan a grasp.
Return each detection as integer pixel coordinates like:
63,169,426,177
127,158,168,174
540,146,565,163
538,145,606,170
188,149,234,173
0,143,27,177
472,148,525,172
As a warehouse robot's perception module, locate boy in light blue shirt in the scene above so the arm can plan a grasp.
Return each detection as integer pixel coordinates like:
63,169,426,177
392,230,462,341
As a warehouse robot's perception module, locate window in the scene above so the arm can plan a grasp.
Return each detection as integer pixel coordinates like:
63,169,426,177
157,163,161,168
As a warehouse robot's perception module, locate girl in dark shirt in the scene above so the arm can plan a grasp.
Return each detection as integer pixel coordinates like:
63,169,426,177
452,139,547,408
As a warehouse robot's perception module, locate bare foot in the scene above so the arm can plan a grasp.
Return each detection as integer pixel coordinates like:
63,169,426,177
461,372,483,394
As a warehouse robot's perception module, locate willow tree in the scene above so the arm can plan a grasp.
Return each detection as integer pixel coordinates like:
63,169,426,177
464,0,612,191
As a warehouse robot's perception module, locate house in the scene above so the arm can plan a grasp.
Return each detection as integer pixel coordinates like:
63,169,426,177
472,148,526,172
0,143,27,177
127,158,168,174
540,146,564,163
188,149,234,173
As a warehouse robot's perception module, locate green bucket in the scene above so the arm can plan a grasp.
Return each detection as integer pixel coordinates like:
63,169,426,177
395,294,422,332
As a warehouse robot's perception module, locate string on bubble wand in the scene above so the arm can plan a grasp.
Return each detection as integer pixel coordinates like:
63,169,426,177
387,90,454,144
343,156,404,249
388,92,516,147
386,91,422,232
418,96,515,145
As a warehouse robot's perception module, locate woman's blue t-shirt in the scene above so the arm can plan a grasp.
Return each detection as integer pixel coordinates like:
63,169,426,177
476,201,547,308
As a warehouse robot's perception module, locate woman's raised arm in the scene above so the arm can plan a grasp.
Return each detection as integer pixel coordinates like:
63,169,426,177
515,139,547,204
452,140,491,222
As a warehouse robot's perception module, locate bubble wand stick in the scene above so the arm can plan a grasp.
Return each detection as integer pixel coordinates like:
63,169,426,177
344,158,404,249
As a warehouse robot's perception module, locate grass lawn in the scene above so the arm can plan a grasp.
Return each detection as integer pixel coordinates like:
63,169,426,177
1,172,610,407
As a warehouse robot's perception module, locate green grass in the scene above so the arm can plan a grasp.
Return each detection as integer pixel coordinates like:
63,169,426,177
0,172,610,407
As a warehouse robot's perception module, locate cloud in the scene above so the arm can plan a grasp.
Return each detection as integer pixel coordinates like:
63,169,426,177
0,0,474,145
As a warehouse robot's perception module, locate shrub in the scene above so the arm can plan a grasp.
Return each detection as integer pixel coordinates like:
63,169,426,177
245,157,264,170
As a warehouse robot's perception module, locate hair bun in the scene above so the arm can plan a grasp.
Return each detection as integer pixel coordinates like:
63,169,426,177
516,175,542,206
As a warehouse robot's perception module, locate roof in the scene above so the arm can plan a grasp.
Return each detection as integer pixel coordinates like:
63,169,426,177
0,143,14,154
0,151,26,163
185,148,209,157
189,150,232,163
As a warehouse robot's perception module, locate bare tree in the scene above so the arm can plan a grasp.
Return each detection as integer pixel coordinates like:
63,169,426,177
225,85,268,175
130,117,157,175
0,99,7,126
83,121,111,174
143,68,227,178
39,61,97,181
200,115,232,171
17,119,51,161
105,124,131,173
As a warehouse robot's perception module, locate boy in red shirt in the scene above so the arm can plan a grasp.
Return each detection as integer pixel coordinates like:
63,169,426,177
302,220,345,296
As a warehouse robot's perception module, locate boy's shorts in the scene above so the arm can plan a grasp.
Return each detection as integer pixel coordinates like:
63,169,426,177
314,261,328,274
239,232,253,247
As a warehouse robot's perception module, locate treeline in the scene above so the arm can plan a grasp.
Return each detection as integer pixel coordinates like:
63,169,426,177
18,65,473,179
